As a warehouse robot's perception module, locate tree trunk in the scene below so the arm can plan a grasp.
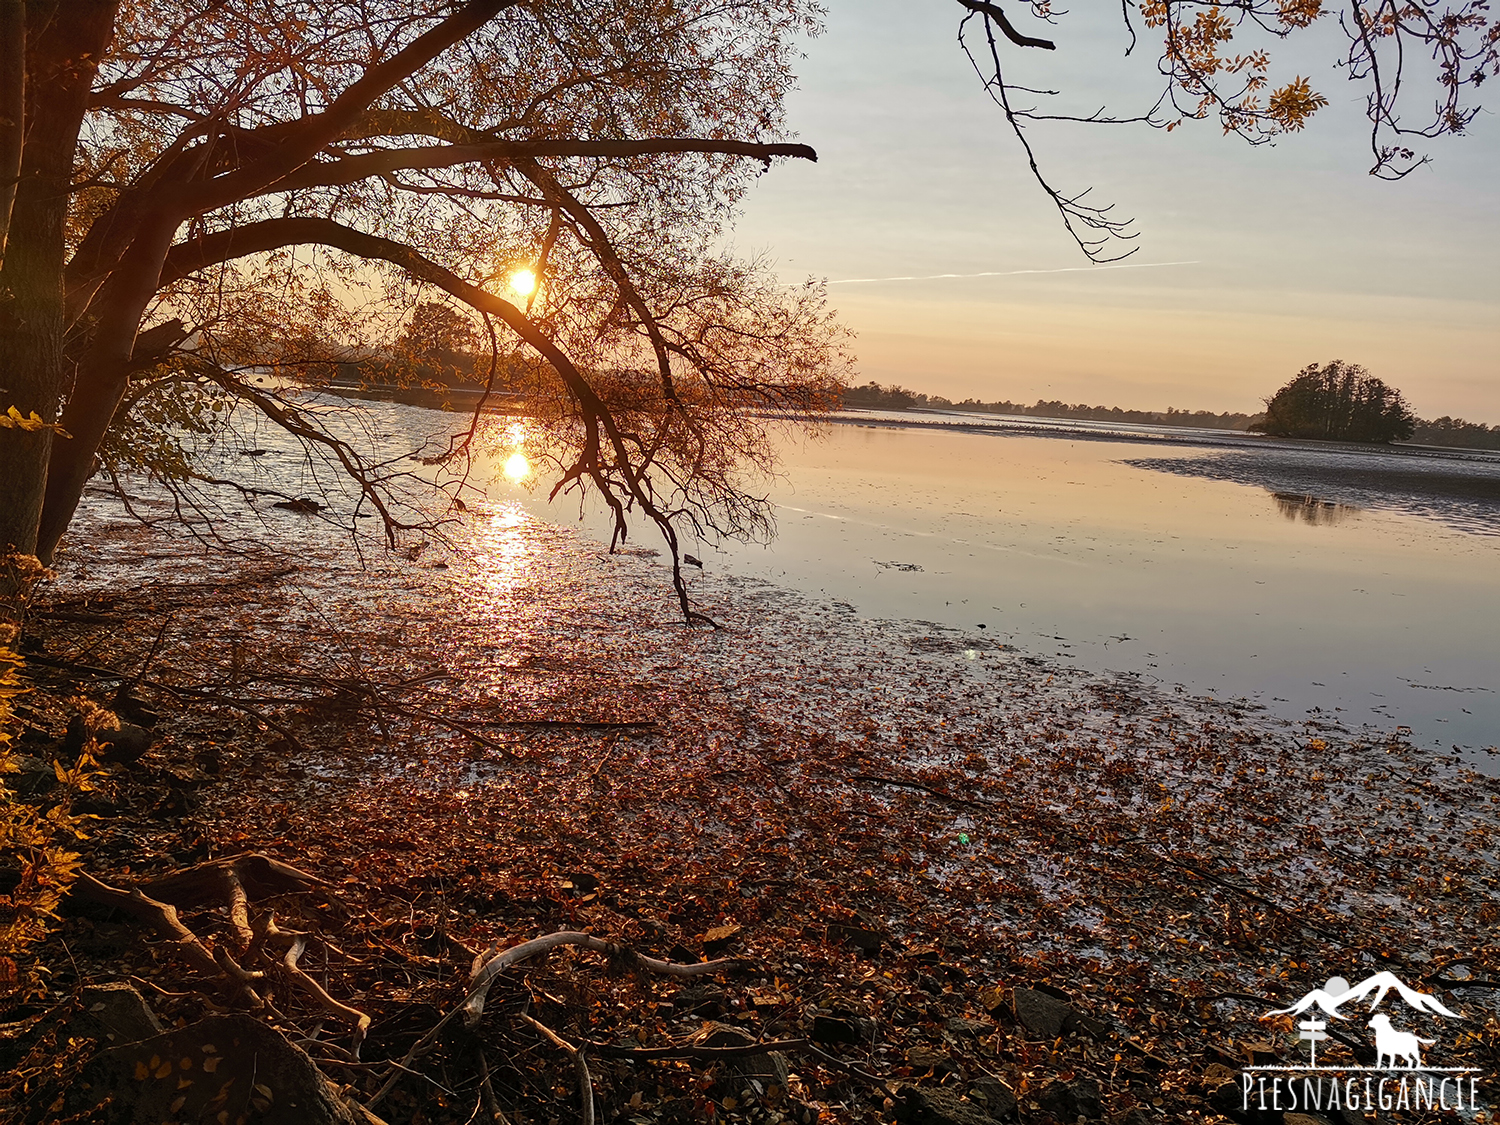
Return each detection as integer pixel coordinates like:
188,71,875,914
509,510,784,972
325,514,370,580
0,1,117,557
36,211,177,562
0,0,25,262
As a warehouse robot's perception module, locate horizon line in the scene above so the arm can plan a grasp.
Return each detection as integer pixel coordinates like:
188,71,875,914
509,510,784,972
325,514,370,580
827,260,1202,285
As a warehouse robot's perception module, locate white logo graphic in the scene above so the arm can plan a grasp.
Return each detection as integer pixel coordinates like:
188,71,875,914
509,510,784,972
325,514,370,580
1266,971,1460,1025
1242,970,1481,1114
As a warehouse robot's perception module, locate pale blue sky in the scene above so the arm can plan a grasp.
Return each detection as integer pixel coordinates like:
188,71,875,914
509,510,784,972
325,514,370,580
731,0,1500,419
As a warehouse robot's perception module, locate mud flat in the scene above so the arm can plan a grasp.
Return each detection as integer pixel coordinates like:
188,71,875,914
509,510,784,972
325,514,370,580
13,490,1500,1123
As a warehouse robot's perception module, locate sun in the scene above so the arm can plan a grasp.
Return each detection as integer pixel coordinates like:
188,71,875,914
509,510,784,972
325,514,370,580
503,452,531,482
508,268,537,297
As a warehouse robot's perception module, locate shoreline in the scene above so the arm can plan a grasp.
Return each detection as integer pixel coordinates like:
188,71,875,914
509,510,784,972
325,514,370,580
12,500,1500,1122
822,409,1500,465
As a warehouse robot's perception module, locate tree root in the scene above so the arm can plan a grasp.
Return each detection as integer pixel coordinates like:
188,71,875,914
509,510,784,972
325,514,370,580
367,930,742,1110
73,872,267,1007
71,853,371,1053
523,1015,595,1125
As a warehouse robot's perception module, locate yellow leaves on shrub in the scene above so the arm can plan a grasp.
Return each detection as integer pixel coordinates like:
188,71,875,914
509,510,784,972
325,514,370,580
0,565,99,1000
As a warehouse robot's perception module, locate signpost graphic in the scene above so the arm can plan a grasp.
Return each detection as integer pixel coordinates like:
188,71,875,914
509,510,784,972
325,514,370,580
1299,1018,1328,1068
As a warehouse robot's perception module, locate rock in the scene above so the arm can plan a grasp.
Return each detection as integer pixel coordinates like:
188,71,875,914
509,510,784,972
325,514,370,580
1109,1111,1153,1125
672,984,727,1017
945,1016,994,1037
95,722,153,763
1285,1114,1337,1125
827,921,882,952
69,1013,379,1124
905,1045,950,1070
274,497,323,513
9,753,56,796
1037,1076,1103,1121
896,1085,1004,1125
702,923,742,954
68,982,163,1046
1242,1039,1280,1065
1201,1062,1238,1084
1207,1077,1280,1124
968,1076,1017,1119
72,791,123,816
1012,987,1073,1039
691,1022,789,1097
811,1014,861,1045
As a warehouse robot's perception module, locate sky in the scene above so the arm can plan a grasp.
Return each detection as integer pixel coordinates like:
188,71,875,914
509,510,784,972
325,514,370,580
728,0,1500,419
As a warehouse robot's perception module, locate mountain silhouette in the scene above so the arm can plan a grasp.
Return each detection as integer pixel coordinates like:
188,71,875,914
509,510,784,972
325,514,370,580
1266,972,1460,1021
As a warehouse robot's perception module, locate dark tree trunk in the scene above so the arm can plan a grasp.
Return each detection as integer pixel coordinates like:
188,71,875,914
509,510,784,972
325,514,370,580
0,1,117,557
36,211,177,562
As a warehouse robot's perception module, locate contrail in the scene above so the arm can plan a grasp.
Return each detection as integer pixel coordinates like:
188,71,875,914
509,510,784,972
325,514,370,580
827,259,1200,284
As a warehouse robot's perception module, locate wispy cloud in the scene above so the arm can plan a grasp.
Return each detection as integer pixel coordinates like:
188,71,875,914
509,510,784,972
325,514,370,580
827,260,1201,285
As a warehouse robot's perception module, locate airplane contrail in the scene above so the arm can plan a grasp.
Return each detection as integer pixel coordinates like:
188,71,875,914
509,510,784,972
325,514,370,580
827,259,1201,284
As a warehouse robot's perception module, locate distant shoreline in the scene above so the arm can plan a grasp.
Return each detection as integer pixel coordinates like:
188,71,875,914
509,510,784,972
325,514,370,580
823,407,1500,465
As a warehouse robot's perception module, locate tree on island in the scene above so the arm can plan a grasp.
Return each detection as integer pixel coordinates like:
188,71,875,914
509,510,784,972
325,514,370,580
0,0,1493,621
1252,361,1416,444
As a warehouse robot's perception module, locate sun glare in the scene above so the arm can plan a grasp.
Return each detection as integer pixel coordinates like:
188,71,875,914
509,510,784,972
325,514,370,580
509,268,537,296
503,452,531,482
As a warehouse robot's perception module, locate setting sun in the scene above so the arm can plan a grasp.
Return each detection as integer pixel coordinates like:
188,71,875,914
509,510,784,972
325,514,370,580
508,268,537,297
502,451,530,481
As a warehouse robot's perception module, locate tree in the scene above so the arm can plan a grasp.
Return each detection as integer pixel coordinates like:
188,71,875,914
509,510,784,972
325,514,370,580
395,301,478,364
0,0,1490,618
1253,360,1416,443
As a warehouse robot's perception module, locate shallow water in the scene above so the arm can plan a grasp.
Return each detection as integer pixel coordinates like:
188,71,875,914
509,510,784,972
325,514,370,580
504,413,1499,757
67,395,1499,758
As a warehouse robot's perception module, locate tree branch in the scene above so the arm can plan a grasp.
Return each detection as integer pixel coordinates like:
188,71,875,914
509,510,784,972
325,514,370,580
954,0,1057,49
260,138,818,195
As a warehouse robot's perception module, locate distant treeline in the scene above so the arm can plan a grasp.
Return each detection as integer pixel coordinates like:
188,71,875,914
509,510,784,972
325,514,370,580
840,381,1500,449
1408,416,1500,451
839,382,1263,430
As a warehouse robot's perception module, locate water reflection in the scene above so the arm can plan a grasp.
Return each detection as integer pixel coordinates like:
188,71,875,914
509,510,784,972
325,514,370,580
1271,492,1359,526
1125,449,1500,536
469,503,536,600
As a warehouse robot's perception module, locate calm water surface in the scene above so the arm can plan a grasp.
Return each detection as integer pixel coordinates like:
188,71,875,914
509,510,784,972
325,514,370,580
105,394,1497,757
511,413,1499,756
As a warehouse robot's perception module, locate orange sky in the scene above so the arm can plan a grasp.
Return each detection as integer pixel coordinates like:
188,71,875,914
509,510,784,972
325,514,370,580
731,0,1500,420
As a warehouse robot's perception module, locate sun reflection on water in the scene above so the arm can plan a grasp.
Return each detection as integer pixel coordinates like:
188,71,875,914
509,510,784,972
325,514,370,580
469,503,536,600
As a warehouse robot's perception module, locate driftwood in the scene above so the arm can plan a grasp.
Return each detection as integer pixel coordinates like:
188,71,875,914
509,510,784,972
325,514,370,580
523,1015,595,1125
462,930,741,1027
367,930,743,1110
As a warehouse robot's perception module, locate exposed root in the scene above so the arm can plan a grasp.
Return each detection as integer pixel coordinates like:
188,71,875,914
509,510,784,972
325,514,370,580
522,1015,595,1125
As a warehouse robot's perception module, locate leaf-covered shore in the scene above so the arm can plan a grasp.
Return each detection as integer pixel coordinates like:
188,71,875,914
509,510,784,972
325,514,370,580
5,500,1499,1124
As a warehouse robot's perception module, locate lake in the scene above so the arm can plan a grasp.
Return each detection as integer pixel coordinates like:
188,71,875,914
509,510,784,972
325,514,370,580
507,409,1500,758
76,395,1498,759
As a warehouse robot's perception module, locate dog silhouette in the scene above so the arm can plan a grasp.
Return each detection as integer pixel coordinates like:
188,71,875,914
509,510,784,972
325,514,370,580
1368,1013,1435,1068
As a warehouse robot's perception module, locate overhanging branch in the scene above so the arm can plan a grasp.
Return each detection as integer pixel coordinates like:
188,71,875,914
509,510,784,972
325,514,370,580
261,138,818,195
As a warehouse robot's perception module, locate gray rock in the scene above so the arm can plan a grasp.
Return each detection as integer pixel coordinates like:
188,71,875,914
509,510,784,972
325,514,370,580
1012,987,1073,1039
968,1076,1017,1119
68,982,163,1046
1037,1075,1103,1121
896,1085,1003,1125
69,1013,380,1124
946,1016,994,1037
10,753,56,796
